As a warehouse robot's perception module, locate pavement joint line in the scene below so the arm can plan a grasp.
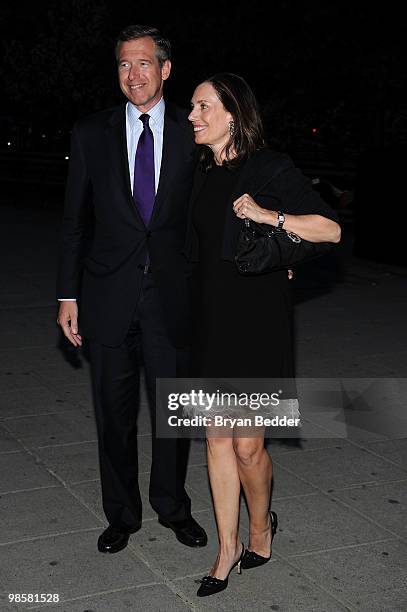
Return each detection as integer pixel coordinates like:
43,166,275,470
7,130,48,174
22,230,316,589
36,439,98,450
0,484,61,496
297,417,352,440
24,555,355,612
351,354,407,362
0,425,199,611
321,477,407,488
269,441,352,454
137,507,211,525
291,418,407,473
0,385,80,395
0,391,43,402
1,440,99,453
0,303,56,311
271,491,320,501
224,508,362,611
101,531,201,610
32,380,91,389
183,481,212,507
270,550,359,612
170,566,264,581
0,345,57,351
0,427,31,454
23,581,168,611
322,477,407,491
273,458,407,543
167,553,359,612
367,435,407,445
285,536,399,558
0,449,23,456
69,478,100,485
0,527,101,547
1,410,91,422
323,492,407,544
69,466,183,487
344,437,407,473
0,428,108,526
29,374,90,391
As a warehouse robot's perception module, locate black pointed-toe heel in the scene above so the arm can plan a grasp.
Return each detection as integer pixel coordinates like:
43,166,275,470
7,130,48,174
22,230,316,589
240,510,278,570
196,543,244,597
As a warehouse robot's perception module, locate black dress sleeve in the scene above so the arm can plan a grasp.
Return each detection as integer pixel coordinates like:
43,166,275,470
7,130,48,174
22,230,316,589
270,163,340,223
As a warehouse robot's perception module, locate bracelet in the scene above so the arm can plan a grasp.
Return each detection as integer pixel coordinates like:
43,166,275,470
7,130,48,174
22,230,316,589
277,211,285,229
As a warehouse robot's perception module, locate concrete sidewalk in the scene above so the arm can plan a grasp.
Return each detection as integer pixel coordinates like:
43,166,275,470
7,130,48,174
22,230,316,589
0,204,406,611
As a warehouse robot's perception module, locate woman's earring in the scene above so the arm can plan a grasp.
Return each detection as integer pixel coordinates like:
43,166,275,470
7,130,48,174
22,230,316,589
229,120,235,136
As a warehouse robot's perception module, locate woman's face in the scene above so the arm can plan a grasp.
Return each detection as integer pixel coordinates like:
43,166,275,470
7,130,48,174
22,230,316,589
188,82,233,153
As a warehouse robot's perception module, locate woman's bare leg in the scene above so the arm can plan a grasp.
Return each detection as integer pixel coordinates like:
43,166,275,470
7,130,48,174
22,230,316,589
234,434,273,556
206,431,243,578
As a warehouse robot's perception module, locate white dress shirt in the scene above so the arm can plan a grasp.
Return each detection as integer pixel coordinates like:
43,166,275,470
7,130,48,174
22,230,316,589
126,97,165,194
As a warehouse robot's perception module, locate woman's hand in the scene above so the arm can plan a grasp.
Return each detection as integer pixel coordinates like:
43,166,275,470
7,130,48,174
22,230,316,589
234,193,341,243
233,193,271,224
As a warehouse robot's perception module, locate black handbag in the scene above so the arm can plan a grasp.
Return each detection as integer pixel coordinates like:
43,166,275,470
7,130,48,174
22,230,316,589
235,219,334,274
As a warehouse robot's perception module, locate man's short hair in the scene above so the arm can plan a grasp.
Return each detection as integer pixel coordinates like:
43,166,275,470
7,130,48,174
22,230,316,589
115,25,171,66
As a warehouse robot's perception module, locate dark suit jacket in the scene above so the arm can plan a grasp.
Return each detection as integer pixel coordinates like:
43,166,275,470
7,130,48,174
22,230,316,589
184,148,339,263
57,102,196,347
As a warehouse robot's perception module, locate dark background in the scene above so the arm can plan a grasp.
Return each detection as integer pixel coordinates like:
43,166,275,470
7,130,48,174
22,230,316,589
0,1,406,262
1,1,406,154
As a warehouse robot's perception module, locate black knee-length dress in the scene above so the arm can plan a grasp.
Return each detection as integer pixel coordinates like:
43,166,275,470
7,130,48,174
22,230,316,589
191,164,295,379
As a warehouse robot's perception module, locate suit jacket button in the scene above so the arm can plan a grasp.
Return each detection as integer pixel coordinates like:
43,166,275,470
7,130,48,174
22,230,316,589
146,231,151,239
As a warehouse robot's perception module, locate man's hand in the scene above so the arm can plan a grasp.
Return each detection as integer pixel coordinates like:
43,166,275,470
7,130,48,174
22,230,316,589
57,301,82,347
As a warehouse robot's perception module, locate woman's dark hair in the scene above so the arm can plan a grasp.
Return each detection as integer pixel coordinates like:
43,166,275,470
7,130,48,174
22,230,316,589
199,73,266,171
115,25,171,67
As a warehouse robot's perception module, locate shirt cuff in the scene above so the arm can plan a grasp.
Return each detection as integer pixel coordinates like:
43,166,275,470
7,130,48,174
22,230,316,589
58,298,77,301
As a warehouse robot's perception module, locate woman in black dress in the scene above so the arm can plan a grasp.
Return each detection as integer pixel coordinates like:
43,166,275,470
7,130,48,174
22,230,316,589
186,73,341,597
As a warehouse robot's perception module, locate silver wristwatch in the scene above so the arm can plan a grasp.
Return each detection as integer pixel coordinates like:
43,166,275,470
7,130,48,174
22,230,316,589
277,211,285,230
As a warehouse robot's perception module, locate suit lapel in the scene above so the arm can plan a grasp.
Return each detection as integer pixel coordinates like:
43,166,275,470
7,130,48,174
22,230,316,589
150,106,183,225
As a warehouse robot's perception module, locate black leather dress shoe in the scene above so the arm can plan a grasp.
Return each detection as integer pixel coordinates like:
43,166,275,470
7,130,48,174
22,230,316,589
158,516,208,547
97,525,134,553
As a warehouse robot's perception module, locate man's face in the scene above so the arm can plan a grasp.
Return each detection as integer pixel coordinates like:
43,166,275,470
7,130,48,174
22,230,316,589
117,37,171,112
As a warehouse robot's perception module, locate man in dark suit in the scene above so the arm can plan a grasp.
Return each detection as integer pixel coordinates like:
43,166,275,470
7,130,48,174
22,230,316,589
57,25,207,553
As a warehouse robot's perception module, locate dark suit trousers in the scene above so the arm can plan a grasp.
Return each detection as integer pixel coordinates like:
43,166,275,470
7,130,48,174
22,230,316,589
88,273,191,530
